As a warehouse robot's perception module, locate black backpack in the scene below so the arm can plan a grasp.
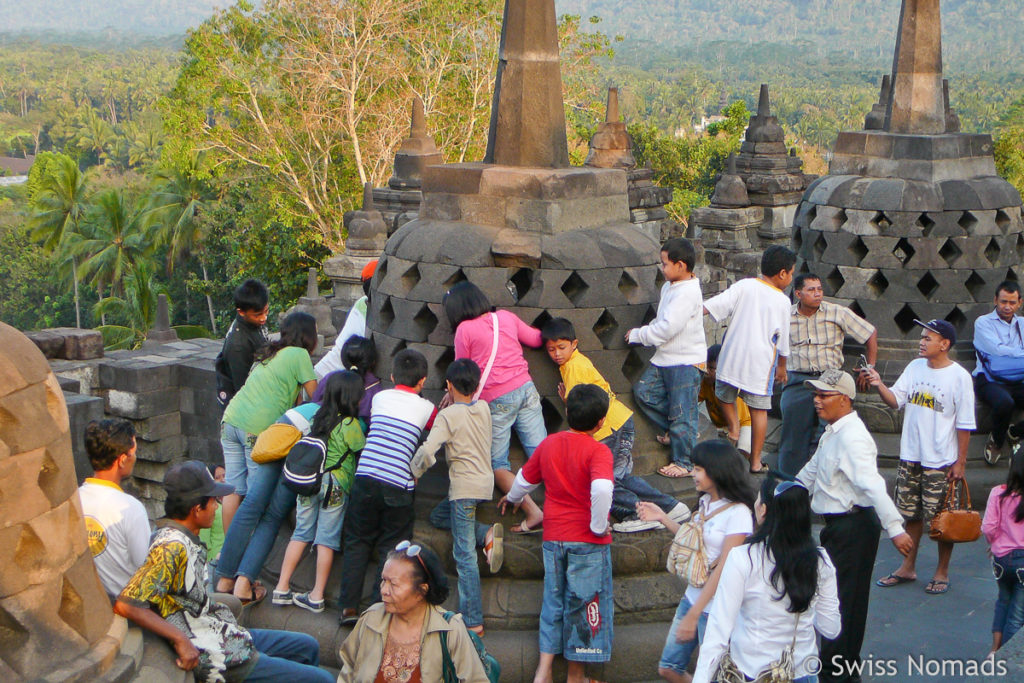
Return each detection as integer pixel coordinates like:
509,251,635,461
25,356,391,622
282,436,351,504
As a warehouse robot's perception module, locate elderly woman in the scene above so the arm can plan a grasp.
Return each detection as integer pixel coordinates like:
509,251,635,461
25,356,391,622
338,541,489,683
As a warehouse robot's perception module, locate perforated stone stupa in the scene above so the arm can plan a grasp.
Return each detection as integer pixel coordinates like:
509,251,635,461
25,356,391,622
794,0,1024,365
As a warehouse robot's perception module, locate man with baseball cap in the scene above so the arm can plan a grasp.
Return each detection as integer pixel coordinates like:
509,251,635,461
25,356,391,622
797,369,912,683
315,258,378,379
115,461,333,682
862,319,975,597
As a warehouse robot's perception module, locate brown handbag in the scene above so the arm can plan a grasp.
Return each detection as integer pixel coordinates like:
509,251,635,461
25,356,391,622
929,479,982,543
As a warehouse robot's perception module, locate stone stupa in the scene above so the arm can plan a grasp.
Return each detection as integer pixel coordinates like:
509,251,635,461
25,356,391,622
794,0,1024,369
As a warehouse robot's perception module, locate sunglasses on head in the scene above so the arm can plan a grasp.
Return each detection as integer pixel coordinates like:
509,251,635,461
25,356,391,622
395,540,431,580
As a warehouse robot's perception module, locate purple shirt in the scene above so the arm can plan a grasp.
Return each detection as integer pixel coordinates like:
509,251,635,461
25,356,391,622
983,485,1024,557
311,371,384,421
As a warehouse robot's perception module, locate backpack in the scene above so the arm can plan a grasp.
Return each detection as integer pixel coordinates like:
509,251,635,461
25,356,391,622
439,610,500,683
282,436,350,505
666,501,738,588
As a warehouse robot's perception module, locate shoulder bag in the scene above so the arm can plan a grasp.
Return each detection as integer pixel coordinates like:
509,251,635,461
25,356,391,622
713,612,799,683
667,501,738,588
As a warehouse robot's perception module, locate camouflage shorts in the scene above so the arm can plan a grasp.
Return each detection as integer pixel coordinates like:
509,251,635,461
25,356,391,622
894,460,949,522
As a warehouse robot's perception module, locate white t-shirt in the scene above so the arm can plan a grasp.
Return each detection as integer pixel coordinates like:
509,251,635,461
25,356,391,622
627,277,708,367
704,278,791,396
684,496,753,610
79,479,151,597
314,296,368,379
891,358,976,468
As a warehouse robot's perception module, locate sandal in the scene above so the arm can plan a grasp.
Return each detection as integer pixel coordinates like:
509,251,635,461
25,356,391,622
749,464,768,474
876,572,915,588
925,579,950,595
239,582,267,607
511,519,543,535
484,523,504,573
658,463,693,478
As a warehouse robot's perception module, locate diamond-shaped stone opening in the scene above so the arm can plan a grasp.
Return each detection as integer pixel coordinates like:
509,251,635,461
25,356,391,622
849,300,866,319
390,339,408,358
561,271,589,305
58,575,86,637
965,271,987,301
825,267,845,296
805,205,818,226
434,346,455,379
792,228,804,253
654,268,666,289
442,268,468,289
796,260,810,275
916,272,940,300
832,208,848,231
849,236,869,265
1007,268,1019,283
945,306,967,333
592,309,619,349
37,451,64,507
540,397,565,434
13,525,44,574
621,348,646,384
867,271,889,297
938,239,962,267
376,257,389,281
996,210,1012,234
400,264,421,293
892,238,915,265
812,233,827,260
959,211,978,232
1017,234,1024,260
917,213,937,236
986,238,1001,266
412,304,439,340
871,211,892,231
642,304,657,326
894,304,918,334
0,604,29,662
531,310,553,330
618,270,639,303
377,297,395,329
507,268,533,303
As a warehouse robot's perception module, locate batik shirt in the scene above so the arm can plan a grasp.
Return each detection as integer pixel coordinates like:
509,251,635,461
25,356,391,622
119,520,257,682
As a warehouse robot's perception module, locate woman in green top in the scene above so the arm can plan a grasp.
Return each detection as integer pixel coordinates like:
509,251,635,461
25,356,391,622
216,312,319,603
274,371,366,612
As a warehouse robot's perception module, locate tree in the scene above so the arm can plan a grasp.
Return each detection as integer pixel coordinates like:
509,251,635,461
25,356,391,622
28,152,90,326
93,260,162,349
76,189,149,305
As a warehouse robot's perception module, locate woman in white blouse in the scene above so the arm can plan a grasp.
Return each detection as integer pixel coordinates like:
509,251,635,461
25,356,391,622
692,479,841,683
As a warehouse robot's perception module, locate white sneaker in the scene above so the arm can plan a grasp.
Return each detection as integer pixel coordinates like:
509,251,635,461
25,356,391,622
668,502,691,524
612,518,663,533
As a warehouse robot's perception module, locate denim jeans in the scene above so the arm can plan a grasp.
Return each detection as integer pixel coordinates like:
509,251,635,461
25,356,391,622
430,498,490,628
245,628,333,682
993,549,1024,641
611,475,680,521
634,364,700,468
217,459,296,583
488,381,547,472
659,596,709,675
221,422,258,496
539,541,613,663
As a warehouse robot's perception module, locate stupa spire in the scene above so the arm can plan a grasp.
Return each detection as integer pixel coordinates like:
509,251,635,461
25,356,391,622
484,0,569,167
884,0,946,134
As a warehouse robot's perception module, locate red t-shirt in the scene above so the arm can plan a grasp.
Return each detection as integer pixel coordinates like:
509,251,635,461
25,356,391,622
522,431,614,545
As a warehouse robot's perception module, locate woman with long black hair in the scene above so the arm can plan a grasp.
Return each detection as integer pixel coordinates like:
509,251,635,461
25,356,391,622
983,448,1024,653
692,478,840,683
638,439,757,683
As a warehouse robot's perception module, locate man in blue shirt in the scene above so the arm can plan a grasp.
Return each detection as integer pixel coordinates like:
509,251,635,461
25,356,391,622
974,281,1024,464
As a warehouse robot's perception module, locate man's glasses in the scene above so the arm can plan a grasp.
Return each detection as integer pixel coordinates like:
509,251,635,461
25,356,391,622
395,540,430,579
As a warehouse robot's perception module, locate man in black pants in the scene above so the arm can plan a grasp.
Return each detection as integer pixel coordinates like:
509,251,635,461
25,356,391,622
797,370,913,683
973,280,1024,465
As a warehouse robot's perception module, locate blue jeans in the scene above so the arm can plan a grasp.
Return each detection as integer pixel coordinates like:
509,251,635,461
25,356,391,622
245,628,333,682
489,381,547,472
777,373,828,477
634,364,700,468
222,422,258,496
659,596,709,675
539,541,613,663
611,475,679,521
217,460,296,583
993,549,1024,641
430,498,490,628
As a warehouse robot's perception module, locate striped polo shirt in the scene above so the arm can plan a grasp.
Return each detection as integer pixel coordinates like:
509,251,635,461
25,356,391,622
356,387,436,490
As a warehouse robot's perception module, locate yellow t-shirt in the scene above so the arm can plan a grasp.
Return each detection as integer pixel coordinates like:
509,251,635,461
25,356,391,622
699,377,751,428
559,349,633,441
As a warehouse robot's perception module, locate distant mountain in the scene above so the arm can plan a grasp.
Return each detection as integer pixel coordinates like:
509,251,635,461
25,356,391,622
558,0,1024,72
0,0,226,35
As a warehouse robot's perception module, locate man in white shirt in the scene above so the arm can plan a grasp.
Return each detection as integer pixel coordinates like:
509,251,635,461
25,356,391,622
864,319,975,597
78,419,151,599
798,370,912,683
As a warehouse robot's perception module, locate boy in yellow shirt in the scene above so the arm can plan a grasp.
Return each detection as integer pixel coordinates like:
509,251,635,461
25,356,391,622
543,318,689,532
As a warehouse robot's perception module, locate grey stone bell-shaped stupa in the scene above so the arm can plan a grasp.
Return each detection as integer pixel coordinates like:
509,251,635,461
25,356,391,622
794,0,1024,366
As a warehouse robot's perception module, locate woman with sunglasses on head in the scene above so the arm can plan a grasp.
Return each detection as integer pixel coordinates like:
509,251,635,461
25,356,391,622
691,479,840,683
637,439,757,683
338,541,489,682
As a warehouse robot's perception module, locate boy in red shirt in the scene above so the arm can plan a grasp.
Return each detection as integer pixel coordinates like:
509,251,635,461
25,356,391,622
500,384,614,683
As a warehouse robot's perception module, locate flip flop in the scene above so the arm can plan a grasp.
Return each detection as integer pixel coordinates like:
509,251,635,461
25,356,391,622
485,523,504,573
239,582,267,606
749,464,769,474
925,579,950,595
658,463,693,478
511,519,543,535
876,572,915,588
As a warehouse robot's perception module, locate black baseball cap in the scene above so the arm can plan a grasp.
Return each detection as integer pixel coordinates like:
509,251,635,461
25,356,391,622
914,318,956,345
164,460,234,499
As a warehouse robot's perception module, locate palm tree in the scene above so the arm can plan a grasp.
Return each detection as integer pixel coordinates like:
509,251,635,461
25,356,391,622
144,152,218,332
28,154,90,327
76,190,150,306
93,260,162,350
75,108,116,166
